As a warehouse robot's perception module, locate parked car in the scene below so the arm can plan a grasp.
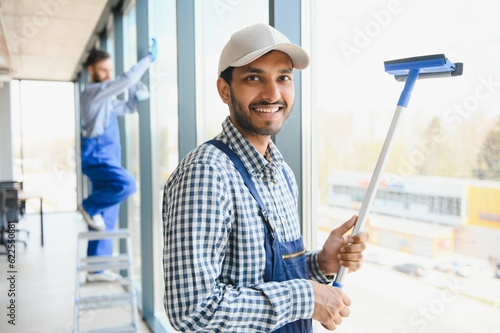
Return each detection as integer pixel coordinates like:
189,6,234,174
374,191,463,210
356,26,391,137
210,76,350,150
434,260,472,277
452,261,472,277
392,263,426,277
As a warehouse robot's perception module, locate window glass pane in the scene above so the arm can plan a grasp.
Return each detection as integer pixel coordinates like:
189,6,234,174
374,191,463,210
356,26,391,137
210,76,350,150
105,15,115,58
311,1,500,332
10,80,22,179
149,0,178,328
194,0,269,143
122,1,143,298
18,80,76,213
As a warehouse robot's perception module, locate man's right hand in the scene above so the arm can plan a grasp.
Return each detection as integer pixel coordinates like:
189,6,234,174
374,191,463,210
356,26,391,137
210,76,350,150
310,280,351,331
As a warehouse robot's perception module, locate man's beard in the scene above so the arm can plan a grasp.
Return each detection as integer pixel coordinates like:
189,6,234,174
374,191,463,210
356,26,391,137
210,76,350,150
229,86,288,136
91,72,103,83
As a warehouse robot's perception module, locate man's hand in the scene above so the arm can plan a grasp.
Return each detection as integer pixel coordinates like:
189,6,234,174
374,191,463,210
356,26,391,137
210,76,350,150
148,38,158,62
317,215,368,276
310,280,351,330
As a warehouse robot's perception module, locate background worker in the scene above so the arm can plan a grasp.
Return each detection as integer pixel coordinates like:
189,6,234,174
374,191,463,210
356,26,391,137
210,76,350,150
79,39,158,282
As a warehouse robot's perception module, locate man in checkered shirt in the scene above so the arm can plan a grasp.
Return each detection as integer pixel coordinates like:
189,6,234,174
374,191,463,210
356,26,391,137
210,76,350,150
163,23,368,333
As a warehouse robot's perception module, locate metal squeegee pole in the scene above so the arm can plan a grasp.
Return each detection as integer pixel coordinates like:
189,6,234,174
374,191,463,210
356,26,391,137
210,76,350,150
333,68,420,288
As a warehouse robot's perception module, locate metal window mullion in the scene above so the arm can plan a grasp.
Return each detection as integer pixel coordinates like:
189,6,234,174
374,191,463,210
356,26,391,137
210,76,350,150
177,0,197,159
136,0,156,322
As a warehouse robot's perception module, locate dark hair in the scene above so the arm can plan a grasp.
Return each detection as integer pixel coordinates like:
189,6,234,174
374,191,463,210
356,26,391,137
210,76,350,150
85,49,110,67
220,67,234,84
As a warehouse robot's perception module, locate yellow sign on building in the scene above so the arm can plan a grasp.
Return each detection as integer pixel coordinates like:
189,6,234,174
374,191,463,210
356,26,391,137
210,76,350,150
468,186,500,229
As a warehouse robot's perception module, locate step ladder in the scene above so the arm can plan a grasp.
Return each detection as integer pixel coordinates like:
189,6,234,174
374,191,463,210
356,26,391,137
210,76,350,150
73,229,139,333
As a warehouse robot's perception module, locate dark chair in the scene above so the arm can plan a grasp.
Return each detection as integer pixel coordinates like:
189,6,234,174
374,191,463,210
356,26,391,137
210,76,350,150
0,189,25,253
0,182,29,250
0,189,9,253
0,181,24,217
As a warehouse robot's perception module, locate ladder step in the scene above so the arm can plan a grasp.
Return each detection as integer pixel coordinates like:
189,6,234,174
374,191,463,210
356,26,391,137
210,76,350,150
78,259,131,272
80,277,132,287
81,254,130,264
78,262,130,272
76,293,135,310
78,229,131,241
78,324,137,333
78,254,131,271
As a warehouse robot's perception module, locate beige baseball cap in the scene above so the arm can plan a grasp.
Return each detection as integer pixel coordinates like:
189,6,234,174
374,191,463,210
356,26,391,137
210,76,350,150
218,23,310,76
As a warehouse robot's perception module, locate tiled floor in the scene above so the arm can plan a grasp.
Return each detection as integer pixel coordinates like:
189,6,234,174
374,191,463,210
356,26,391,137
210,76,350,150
0,211,152,333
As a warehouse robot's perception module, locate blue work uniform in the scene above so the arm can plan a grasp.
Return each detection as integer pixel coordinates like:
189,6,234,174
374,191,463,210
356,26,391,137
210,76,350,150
265,231,312,332
80,56,151,257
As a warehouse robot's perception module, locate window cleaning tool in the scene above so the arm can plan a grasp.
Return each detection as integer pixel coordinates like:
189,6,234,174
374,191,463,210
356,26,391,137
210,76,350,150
333,54,463,288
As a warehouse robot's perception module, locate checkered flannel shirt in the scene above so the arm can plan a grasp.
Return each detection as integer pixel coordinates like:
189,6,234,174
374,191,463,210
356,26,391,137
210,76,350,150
163,117,332,332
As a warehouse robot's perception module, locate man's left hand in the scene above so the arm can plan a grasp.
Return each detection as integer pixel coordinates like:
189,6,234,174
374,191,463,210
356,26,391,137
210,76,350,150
317,215,369,276
148,38,158,62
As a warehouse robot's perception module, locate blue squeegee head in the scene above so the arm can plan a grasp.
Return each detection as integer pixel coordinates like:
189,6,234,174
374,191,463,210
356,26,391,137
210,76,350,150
384,54,463,82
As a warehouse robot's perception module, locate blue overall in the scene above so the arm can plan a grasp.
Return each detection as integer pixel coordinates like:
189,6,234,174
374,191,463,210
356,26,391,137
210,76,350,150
81,112,136,256
263,229,312,333
207,140,313,333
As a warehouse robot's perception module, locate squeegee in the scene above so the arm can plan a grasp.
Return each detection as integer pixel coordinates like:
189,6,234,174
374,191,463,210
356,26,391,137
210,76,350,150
333,54,463,288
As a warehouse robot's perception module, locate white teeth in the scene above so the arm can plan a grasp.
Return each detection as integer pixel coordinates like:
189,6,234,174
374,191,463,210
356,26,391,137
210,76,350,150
254,107,279,113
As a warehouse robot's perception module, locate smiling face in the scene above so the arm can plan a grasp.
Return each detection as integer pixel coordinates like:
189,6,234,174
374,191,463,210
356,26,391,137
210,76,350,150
217,51,295,151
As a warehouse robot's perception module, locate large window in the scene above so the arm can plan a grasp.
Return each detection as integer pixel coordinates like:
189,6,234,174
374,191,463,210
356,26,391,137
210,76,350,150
12,80,76,213
310,1,500,332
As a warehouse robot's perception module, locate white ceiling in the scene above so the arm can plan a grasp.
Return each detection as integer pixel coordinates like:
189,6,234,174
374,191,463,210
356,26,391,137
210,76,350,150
0,0,111,82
